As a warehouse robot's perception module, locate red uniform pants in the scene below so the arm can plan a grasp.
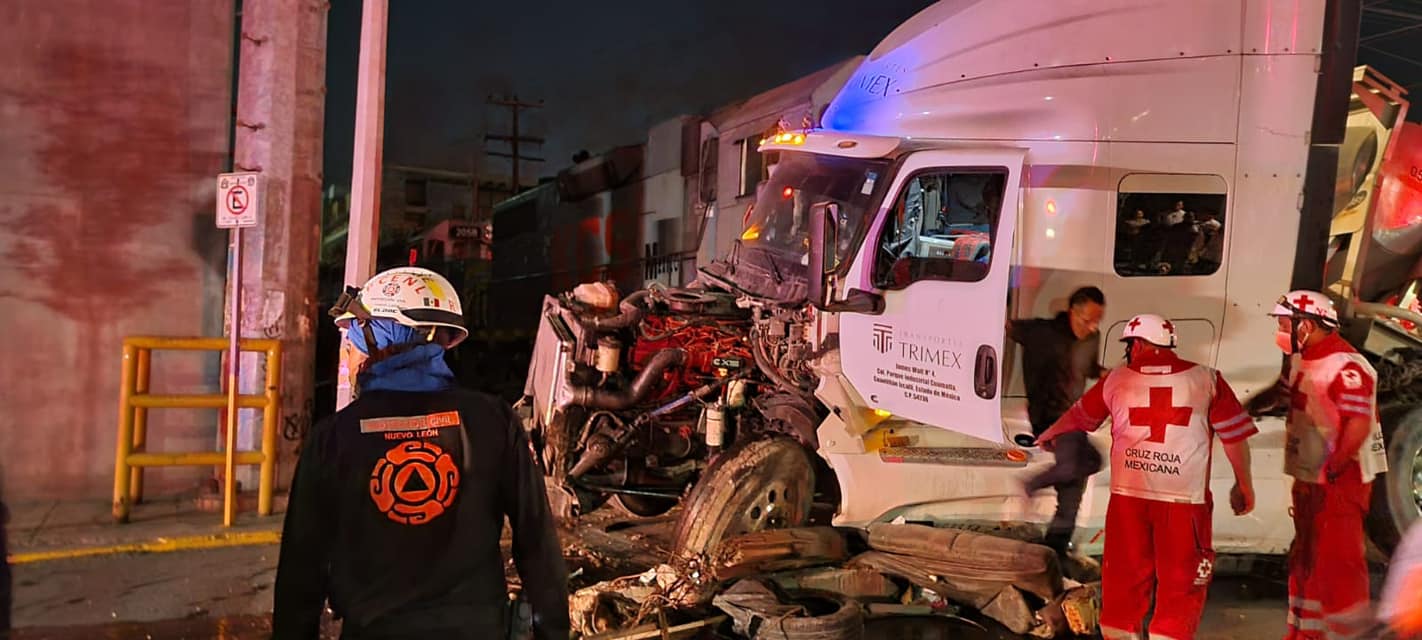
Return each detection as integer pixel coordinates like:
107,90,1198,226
1285,470,1373,640
1101,493,1215,640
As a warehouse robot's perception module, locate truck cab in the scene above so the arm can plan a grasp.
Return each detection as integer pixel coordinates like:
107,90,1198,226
710,0,1421,556
520,0,1421,563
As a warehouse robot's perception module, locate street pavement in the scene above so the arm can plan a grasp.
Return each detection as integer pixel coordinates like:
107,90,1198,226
2,498,1379,639
8,547,1297,639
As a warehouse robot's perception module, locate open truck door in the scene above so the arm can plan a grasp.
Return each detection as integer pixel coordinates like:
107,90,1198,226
833,149,1024,444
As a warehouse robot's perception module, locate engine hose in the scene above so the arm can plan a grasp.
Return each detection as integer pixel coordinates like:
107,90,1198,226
649,378,731,418
753,332,811,397
577,410,624,449
579,290,649,331
569,348,687,410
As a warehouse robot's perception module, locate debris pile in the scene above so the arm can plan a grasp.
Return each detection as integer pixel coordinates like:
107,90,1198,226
568,523,1103,639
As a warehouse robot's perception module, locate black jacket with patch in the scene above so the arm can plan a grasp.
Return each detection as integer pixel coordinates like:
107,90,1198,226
272,388,569,639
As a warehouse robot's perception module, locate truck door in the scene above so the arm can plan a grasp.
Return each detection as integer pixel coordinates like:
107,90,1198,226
840,149,1024,444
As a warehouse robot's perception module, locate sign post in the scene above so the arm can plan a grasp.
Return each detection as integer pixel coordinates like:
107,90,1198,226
216,171,262,527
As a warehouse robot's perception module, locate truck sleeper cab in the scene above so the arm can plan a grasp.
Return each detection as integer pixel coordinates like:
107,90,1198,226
713,0,1419,558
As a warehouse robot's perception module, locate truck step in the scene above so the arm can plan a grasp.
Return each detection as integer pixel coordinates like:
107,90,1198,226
879,446,1030,467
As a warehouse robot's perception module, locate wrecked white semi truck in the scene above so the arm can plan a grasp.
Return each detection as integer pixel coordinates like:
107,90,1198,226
519,0,1422,562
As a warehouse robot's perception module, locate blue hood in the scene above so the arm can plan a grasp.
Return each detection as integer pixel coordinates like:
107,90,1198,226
351,318,455,394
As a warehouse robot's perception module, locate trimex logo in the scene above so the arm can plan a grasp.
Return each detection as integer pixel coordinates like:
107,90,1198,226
872,324,894,354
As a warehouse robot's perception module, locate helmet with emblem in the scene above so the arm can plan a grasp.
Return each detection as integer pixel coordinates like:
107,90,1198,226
1269,289,1339,328
331,267,468,349
1120,313,1178,348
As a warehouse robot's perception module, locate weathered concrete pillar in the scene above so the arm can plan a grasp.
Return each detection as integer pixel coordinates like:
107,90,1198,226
231,0,328,489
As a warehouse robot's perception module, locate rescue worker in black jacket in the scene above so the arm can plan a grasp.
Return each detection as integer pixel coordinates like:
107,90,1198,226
273,266,569,640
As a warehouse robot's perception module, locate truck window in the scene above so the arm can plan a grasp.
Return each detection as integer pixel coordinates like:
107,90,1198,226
1114,177,1228,277
737,136,769,197
873,169,1007,289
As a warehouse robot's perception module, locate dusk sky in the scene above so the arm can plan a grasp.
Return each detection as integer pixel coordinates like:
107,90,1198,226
322,0,937,187
322,1,1422,189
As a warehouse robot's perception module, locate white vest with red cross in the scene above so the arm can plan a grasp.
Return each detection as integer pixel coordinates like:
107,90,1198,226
1101,365,1219,504
1284,349,1389,484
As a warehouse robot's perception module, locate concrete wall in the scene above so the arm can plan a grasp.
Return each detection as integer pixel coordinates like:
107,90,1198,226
0,1,237,500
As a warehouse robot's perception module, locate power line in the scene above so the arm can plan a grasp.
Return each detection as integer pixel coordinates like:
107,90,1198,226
1361,21,1422,42
1362,43,1422,72
484,95,544,194
1364,5,1422,21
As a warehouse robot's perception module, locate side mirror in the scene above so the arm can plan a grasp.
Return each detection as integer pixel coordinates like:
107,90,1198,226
807,202,838,308
807,203,884,314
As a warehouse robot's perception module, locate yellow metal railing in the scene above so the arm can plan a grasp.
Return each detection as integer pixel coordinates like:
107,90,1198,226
113,336,282,525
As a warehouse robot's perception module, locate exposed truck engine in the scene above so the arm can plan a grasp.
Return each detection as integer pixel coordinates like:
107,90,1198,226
520,282,823,519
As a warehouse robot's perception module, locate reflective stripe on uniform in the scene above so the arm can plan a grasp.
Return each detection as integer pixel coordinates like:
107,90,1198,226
1290,597,1324,613
1213,413,1251,431
1214,413,1256,441
1101,624,1138,640
1290,617,1328,632
1324,603,1372,639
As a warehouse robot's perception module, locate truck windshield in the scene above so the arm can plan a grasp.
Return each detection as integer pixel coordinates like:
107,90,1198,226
739,151,890,267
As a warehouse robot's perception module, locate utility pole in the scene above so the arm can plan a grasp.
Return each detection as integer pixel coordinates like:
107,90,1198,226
337,0,389,411
485,95,545,193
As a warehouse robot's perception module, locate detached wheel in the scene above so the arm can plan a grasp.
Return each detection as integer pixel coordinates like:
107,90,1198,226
671,438,815,561
750,591,863,640
1371,407,1422,554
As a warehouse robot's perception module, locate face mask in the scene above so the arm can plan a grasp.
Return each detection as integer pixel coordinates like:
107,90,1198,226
1274,330,1293,354
1275,327,1311,354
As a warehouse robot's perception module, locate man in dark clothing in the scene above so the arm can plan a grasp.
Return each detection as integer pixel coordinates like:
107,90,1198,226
1008,286,1107,558
273,267,569,640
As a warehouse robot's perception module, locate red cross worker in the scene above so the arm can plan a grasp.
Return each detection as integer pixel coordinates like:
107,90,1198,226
1269,290,1389,640
1038,313,1257,640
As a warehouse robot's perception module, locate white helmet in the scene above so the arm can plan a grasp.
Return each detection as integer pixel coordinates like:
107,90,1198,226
333,267,468,348
1120,313,1177,348
1269,289,1339,327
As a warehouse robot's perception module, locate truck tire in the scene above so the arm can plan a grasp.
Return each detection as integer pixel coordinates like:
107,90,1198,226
1370,407,1422,553
750,591,863,640
671,438,815,562
713,581,863,640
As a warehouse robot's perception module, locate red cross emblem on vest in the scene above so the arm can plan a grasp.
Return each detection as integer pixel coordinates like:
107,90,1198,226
1128,387,1193,443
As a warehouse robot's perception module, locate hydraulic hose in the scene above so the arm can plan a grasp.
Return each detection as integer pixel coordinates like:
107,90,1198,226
568,348,687,410
753,332,809,397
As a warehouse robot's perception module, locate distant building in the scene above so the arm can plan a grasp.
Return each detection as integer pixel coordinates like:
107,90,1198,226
475,179,516,221
320,165,509,268
381,164,476,239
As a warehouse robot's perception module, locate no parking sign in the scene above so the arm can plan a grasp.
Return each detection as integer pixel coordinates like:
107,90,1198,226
216,172,262,228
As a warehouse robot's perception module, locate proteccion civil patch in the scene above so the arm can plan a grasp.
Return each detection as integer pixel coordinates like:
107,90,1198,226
359,411,462,440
